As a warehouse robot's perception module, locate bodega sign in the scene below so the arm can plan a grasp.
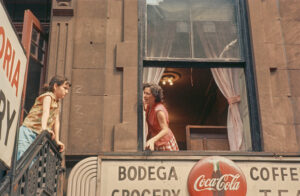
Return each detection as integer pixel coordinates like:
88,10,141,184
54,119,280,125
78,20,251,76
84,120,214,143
98,156,300,196
100,160,184,196
0,2,27,170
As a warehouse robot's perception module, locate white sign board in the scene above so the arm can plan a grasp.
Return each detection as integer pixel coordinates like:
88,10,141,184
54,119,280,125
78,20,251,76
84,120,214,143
240,161,300,196
99,156,300,196
100,160,192,196
0,2,27,170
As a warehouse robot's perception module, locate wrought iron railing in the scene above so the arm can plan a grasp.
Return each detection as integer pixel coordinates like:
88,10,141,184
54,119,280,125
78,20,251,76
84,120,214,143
0,131,64,196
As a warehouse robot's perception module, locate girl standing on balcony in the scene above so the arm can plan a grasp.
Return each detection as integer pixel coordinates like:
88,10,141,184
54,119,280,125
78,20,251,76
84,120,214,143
17,75,71,160
143,83,179,151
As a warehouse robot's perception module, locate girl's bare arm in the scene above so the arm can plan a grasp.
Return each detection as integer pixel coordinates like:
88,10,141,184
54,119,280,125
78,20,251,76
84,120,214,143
41,96,51,130
53,112,65,152
41,96,55,139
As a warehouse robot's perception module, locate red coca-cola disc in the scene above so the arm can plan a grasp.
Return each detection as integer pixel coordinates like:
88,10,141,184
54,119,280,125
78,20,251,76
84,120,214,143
187,156,247,196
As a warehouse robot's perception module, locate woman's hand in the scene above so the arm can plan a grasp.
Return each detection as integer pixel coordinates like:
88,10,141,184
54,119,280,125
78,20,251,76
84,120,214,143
143,101,148,111
146,138,156,151
56,140,65,152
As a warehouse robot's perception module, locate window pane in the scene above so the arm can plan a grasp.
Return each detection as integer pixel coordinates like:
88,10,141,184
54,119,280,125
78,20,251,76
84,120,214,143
30,43,37,56
38,48,44,63
31,28,39,43
39,37,45,50
24,57,42,116
146,0,242,60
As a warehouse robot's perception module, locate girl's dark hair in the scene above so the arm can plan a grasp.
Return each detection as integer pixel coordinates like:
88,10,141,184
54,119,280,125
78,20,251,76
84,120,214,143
43,75,71,93
143,83,164,103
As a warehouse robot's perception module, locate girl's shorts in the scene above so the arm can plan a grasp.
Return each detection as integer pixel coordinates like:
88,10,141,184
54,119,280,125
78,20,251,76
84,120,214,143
17,126,37,160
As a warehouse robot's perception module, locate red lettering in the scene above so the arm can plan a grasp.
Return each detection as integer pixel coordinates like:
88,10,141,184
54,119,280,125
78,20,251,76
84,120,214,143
0,27,5,58
2,38,11,77
0,26,22,97
9,50,15,82
11,60,20,97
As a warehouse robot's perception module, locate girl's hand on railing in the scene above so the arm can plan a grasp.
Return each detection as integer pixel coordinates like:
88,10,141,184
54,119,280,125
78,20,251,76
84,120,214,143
48,130,55,140
56,140,65,152
42,129,55,140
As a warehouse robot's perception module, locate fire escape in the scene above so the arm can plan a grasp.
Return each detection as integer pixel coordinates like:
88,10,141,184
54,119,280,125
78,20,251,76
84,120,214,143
0,131,64,196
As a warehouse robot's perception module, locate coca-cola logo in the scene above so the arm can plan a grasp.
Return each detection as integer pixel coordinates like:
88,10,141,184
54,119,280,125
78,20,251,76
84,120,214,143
188,156,247,196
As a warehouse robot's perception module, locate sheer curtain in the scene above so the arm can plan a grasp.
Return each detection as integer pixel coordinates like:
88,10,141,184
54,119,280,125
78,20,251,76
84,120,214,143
210,68,244,150
143,68,165,84
211,38,244,151
194,22,247,151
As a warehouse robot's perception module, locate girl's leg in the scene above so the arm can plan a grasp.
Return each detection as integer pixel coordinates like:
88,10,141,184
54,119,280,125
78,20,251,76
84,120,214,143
17,126,37,161
0,126,37,180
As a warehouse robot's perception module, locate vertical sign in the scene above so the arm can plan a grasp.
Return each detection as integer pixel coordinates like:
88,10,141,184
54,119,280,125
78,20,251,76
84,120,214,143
0,2,27,170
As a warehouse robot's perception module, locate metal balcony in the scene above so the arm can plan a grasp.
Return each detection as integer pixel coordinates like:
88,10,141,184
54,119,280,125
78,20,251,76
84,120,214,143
0,130,64,196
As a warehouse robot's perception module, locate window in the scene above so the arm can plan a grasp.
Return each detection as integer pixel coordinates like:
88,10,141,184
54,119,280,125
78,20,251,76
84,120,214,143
21,10,49,119
24,25,47,116
3,1,51,120
139,0,261,151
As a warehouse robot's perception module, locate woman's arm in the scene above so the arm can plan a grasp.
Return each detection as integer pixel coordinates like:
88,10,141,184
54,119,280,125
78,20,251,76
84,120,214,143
146,110,169,151
41,96,55,139
53,111,65,152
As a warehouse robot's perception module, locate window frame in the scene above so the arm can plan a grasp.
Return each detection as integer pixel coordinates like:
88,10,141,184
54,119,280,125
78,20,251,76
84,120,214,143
138,0,262,151
20,10,48,121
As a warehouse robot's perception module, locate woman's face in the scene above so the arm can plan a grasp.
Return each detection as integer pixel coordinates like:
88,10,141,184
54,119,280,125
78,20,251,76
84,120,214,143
54,81,70,100
143,87,155,105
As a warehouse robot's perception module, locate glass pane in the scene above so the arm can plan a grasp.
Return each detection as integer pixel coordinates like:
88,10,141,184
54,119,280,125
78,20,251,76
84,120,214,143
146,0,242,60
146,0,190,58
38,49,44,63
24,57,42,116
31,28,39,43
30,43,37,56
39,38,45,50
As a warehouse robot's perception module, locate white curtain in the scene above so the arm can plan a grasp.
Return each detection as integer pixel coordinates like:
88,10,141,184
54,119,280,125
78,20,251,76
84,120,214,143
210,39,245,151
143,67,165,84
211,68,244,150
195,23,246,150
235,69,252,151
142,67,165,149
193,20,246,150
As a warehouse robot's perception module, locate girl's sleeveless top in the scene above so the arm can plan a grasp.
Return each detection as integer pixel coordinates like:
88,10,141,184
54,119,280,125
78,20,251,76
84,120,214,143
22,92,59,134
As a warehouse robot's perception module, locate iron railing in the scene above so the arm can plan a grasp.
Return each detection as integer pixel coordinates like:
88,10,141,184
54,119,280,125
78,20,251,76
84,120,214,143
0,131,64,196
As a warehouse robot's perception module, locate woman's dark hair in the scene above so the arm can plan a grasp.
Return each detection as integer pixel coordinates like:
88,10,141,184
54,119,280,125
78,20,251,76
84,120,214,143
143,83,164,103
43,75,71,93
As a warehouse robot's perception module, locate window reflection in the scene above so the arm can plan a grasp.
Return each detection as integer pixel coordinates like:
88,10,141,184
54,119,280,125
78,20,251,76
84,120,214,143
30,28,46,64
146,0,242,60
31,28,39,42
